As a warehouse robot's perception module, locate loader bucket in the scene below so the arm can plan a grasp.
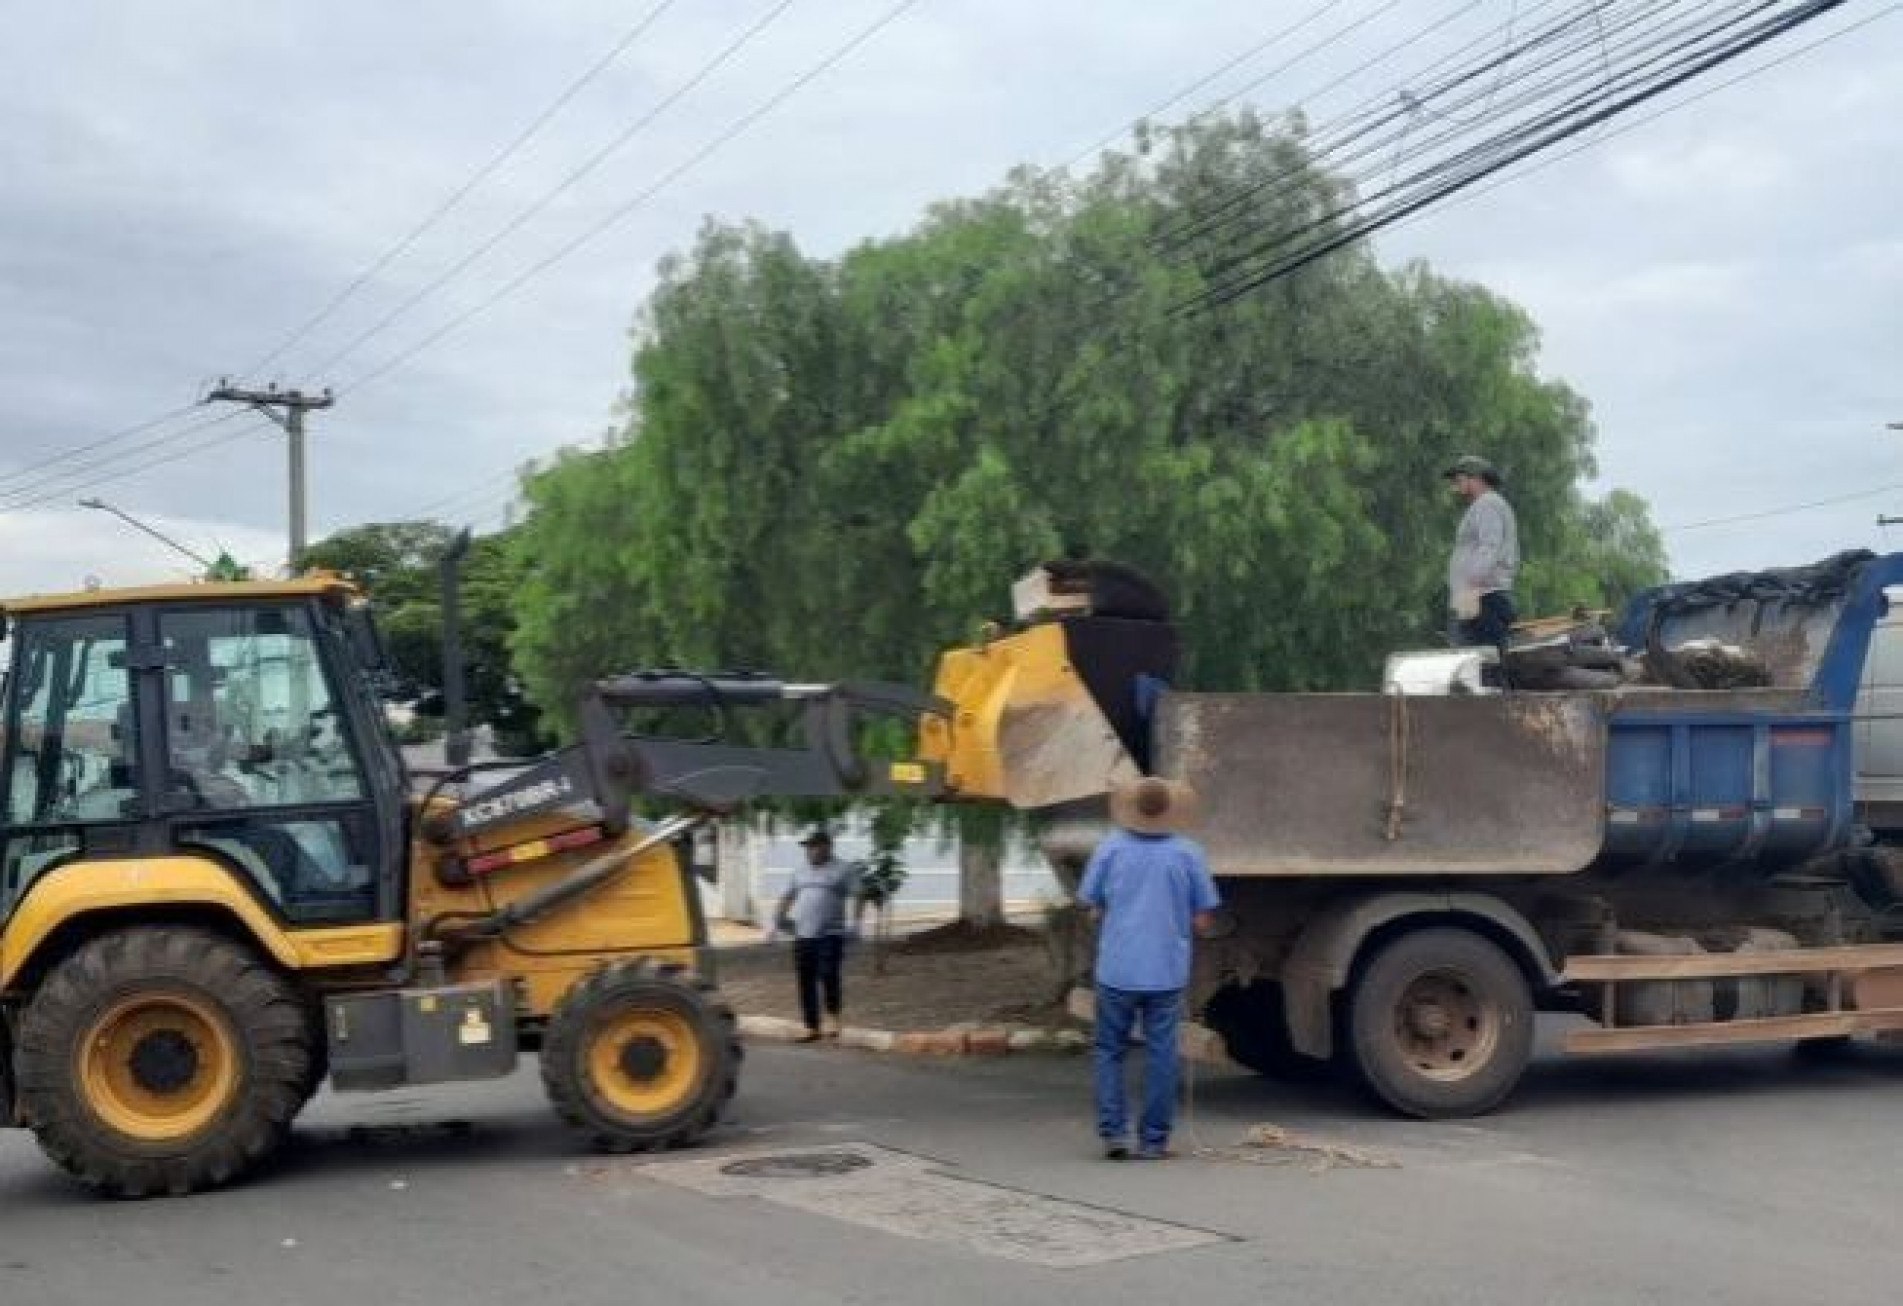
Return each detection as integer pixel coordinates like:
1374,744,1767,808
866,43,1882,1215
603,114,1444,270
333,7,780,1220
916,616,1177,810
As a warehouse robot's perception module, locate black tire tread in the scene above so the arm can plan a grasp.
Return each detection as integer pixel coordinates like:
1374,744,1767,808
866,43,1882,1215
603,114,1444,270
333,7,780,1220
540,959,738,1154
14,925,313,1198
1345,927,1534,1120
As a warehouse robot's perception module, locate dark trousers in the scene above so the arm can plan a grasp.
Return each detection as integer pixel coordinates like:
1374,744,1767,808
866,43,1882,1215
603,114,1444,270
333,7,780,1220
1455,590,1517,652
793,936,844,1031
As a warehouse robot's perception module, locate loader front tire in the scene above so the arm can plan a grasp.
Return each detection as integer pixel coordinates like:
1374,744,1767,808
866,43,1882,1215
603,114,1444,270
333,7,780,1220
15,927,312,1197
542,961,738,1154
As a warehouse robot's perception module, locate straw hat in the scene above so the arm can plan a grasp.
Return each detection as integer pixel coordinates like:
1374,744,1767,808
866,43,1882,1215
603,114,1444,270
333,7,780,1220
1110,776,1198,836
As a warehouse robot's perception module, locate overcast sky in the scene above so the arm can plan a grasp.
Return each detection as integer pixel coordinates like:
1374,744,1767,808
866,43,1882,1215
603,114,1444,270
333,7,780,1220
1,0,1898,598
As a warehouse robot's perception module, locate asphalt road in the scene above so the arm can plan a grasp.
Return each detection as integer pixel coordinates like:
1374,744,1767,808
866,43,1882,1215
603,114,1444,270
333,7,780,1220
6,1025,1903,1305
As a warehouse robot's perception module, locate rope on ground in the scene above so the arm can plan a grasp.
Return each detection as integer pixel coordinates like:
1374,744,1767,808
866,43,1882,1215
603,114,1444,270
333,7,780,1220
1181,1040,1399,1174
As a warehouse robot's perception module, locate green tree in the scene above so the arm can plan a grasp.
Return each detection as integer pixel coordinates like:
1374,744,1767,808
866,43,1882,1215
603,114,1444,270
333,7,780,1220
304,520,545,753
510,111,1669,919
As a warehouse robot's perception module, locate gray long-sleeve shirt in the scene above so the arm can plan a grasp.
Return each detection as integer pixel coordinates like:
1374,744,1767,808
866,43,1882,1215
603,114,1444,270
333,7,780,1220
1449,490,1520,610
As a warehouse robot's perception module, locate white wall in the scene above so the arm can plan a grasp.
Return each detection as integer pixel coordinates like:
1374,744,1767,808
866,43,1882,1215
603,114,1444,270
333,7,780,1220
710,816,1061,925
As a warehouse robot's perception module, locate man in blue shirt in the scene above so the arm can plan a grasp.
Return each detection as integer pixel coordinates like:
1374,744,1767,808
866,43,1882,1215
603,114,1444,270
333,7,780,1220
1079,777,1221,1161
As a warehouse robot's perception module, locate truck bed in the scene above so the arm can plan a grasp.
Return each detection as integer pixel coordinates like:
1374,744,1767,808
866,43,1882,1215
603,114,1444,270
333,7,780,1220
1156,686,1849,879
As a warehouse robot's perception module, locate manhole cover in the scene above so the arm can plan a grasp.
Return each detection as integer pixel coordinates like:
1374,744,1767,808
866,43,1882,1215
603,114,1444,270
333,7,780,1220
720,1151,875,1180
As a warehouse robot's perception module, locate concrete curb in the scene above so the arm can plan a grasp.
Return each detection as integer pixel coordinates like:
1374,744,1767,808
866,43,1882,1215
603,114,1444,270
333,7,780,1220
734,1010,1233,1066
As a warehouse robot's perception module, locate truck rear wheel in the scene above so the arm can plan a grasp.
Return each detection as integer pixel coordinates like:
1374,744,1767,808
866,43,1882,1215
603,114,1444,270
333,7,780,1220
14,926,313,1197
541,961,738,1153
1345,927,1533,1119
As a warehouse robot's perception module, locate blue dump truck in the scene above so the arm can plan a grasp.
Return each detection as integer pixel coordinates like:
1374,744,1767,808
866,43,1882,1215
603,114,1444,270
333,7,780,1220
906,551,1903,1117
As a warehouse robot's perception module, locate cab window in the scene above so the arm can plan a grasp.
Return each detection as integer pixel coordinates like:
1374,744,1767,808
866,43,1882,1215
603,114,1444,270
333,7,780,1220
160,606,376,924
2,614,137,909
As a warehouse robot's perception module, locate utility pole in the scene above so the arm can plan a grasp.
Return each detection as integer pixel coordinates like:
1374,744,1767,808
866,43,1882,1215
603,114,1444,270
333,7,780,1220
203,381,334,568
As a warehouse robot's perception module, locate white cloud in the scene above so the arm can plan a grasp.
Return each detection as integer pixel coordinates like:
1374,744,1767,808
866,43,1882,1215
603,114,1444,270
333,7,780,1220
0,0,1900,598
0,508,287,598
1605,136,1795,206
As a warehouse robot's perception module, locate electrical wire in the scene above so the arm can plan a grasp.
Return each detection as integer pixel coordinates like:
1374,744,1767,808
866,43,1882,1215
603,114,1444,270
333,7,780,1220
1061,0,1349,168
1151,0,1620,253
337,0,924,399
300,0,799,383
1183,0,1418,128
1381,2,1901,236
0,408,251,511
0,401,202,492
1668,481,1903,534
1174,0,1846,313
1179,2,1786,284
1161,0,1707,260
239,0,678,381
2,421,277,515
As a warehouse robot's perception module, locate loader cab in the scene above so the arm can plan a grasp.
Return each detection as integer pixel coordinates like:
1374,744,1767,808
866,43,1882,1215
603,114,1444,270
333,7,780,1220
0,579,407,929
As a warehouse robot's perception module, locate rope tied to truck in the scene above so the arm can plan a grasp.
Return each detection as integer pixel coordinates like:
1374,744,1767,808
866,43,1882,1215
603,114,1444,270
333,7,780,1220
1385,689,1411,843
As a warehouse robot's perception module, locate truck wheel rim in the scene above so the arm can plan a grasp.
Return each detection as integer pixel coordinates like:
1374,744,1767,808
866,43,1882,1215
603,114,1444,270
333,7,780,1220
587,1008,701,1118
1392,968,1500,1081
78,993,240,1143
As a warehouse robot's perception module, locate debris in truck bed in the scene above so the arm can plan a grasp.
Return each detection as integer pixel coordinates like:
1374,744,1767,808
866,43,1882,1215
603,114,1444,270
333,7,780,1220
1641,637,1773,690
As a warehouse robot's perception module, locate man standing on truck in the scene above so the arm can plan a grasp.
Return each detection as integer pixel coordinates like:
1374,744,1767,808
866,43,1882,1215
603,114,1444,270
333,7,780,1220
771,830,864,1043
1081,778,1220,1161
1445,454,1521,653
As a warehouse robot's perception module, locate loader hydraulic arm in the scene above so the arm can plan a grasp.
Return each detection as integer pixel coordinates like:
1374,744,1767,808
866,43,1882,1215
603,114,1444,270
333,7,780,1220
436,671,950,846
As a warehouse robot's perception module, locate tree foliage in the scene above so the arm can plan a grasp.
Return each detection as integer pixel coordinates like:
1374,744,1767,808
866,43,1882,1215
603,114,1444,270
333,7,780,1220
303,520,545,752
512,113,1666,726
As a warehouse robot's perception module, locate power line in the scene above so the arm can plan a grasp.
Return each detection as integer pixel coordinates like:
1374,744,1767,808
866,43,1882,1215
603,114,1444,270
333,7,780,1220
302,0,799,383
1162,0,1704,261
2,420,276,515
0,400,202,492
1668,481,1903,534
1175,3,1783,292
0,408,249,511
1182,0,1418,130
411,466,527,519
338,0,925,400
1173,0,1847,314
1381,2,1901,235
1153,0,1616,254
1061,0,1349,168
239,0,678,382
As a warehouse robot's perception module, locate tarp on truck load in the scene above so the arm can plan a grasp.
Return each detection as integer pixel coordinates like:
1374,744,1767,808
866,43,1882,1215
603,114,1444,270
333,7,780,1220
1156,692,1607,877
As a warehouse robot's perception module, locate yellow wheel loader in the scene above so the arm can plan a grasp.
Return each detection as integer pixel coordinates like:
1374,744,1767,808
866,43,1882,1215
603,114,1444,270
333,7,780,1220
0,572,932,1196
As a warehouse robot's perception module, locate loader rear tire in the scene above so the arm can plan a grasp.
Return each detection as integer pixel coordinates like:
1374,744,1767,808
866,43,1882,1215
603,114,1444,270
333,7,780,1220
14,927,312,1197
1345,927,1532,1119
541,961,738,1154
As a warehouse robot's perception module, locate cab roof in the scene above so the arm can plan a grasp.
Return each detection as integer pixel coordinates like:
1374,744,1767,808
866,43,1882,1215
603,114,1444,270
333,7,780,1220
2,574,359,617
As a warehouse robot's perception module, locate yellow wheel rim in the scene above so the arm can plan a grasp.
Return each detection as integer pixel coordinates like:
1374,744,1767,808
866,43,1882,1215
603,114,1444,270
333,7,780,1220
586,1007,703,1120
77,992,240,1143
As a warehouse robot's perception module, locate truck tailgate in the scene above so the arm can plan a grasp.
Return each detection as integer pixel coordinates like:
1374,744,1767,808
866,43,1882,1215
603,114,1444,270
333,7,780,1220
1157,692,1606,877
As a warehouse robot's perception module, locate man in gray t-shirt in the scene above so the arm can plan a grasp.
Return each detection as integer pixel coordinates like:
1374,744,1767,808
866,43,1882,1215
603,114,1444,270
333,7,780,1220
773,830,863,1042
1444,454,1520,653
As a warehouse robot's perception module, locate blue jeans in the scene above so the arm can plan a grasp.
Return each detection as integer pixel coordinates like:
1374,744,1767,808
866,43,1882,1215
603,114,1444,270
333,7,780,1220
1093,984,1183,1151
